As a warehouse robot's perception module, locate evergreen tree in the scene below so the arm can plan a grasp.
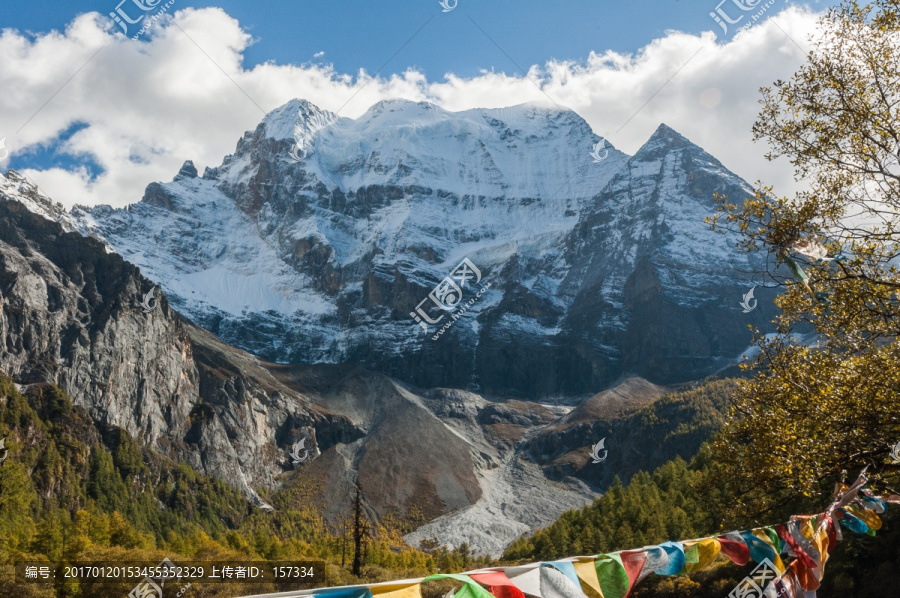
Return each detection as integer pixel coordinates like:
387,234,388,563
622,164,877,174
352,483,369,577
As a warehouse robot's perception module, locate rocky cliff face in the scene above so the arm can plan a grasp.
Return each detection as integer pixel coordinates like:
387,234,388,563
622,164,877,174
0,196,362,510
0,195,734,554
0,96,759,553
65,99,776,399
0,192,606,554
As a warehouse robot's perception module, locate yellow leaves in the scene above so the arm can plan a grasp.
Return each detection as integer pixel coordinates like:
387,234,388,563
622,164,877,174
708,0,900,521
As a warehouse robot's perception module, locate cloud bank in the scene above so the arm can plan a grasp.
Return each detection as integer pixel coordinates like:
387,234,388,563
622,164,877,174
0,6,822,208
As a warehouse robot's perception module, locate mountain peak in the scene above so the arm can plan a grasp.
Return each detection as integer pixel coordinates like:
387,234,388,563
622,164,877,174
359,98,447,123
648,122,691,145
261,98,338,142
174,160,198,181
367,98,427,111
631,123,705,163
63,96,762,400
0,170,75,231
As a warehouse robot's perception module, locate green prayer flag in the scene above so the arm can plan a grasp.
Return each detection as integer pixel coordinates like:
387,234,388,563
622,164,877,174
424,574,494,598
594,554,630,598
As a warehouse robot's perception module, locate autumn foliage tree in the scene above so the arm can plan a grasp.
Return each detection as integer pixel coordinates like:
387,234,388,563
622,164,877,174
710,0,900,520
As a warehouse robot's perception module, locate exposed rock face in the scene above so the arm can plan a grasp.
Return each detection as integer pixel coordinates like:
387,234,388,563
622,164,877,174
64,99,776,399
0,197,361,509
0,97,760,553
520,377,734,491
0,198,196,448
522,377,669,486
0,171,77,232
0,194,602,553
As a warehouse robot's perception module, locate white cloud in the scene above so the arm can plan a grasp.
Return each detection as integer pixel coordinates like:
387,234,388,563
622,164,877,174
0,6,822,209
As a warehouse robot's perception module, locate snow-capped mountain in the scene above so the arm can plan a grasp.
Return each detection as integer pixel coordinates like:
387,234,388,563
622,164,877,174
0,192,602,554
66,98,773,398
0,170,78,232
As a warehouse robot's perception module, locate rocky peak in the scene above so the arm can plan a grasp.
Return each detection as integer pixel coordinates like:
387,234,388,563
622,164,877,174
56,97,771,398
630,122,733,182
0,196,363,509
0,170,76,232
175,160,198,180
635,123,693,154
260,98,341,144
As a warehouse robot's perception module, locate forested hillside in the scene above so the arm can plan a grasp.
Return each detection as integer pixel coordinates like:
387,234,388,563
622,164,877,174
0,377,484,597
502,451,900,597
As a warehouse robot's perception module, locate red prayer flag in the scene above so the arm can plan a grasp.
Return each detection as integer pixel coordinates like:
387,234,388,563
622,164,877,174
776,524,816,570
789,558,820,592
825,514,838,551
619,551,648,594
469,572,526,598
717,535,751,566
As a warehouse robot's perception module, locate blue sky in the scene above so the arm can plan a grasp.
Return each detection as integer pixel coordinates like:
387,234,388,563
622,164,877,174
12,1,837,80
0,1,841,207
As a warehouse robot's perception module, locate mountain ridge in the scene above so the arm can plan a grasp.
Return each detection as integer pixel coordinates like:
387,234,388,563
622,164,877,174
0,188,743,554
40,98,774,399
0,193,641,554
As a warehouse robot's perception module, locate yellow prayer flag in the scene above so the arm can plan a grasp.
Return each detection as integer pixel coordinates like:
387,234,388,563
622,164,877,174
573,558,605,598
684,539,721,572
371,583,423,598
848,506,882,531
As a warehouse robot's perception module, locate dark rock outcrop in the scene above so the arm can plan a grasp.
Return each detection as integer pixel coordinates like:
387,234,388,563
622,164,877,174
66,100,775,400
0,195,597,549
0,196,361,508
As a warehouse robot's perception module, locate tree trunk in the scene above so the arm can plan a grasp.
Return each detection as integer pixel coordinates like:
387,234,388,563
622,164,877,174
352,483,364,577
341,515,347,568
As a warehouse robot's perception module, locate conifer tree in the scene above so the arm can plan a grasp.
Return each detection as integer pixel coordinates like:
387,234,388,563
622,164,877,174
352,482,369,577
